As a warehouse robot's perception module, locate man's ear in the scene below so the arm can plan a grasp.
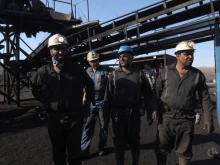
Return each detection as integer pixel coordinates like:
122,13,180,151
175,53,180,60
49,47,53,55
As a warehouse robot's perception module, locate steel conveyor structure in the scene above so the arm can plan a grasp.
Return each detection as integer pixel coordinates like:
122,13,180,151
1,0,220,107
0,0,83,106
57,0,219,65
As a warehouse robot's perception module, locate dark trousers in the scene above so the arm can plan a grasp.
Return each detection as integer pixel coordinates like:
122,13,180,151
81,100,108,151
155,115,194,159
48,115,83,165
112,109,141,165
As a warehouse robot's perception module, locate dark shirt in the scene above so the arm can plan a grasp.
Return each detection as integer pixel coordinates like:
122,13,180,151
103,66,155,118
156,63,213,122
30,62,95,115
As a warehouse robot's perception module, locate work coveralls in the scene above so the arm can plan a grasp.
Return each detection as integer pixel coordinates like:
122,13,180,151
30,61,94,165
81,65,113,152
103,67,154,165
155,63,213,163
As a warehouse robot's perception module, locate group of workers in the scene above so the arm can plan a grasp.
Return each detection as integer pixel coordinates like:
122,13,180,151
30,33,215,165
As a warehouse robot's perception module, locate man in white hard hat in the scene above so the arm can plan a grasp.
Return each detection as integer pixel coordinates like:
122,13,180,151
30,34,95,165
155,41,214,165
81,50,113,156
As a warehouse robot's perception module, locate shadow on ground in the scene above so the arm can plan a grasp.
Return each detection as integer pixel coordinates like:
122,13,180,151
191,159,220,165
0,117,47,134
193,133,220,146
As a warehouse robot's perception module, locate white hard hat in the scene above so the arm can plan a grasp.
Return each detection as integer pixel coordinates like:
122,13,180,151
175,41,195,53
48,34,68,48
87,51,99,61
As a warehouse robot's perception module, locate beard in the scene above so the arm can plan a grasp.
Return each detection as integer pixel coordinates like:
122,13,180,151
120,61,132,68
52,54,68,69
52,54,67,63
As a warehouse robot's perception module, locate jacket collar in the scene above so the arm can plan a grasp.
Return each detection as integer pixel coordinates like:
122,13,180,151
87,65,102,72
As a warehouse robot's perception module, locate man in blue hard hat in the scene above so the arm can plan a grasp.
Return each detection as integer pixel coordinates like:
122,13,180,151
103,45,157,165
81,50,113,156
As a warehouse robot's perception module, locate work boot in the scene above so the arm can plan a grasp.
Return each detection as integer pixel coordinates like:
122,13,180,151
99,150,106,156
80,150,90,158
115,147,124,165
179,157,190,165
156,153,167,165
131,149,140,165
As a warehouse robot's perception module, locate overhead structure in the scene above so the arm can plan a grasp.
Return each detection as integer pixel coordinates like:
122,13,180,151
31,0,220,66
0,0,83,106
1,0,220,111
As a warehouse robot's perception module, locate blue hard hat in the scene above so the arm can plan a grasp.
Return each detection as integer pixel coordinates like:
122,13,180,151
116,45,135,58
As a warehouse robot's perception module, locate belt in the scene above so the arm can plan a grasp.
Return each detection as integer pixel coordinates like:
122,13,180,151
114,107,138,112
170,107,195,115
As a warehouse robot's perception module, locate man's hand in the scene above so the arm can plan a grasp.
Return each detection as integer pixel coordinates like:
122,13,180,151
203,121,215,134
82,96,86,105
147,110,157,125
152,111,158,121
82,92,86,105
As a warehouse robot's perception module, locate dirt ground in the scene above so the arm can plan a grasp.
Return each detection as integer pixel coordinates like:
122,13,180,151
0,86,220,165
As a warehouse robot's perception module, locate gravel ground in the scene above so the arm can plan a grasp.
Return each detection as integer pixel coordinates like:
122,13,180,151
0,87,219,165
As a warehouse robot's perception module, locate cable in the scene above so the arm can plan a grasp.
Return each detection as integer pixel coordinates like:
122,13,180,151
75,0,88,21
91,0,118,18
75,0,86,5
76,10,86,22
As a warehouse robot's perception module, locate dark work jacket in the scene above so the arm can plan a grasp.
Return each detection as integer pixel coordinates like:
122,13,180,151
30,62,95,115
156,63,213,122
103,66,155,118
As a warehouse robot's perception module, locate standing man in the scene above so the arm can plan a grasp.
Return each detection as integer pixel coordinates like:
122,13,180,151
103,46,157,165
81,50,113,156
143,63,156,89
155,41,214,165
30,34,95,165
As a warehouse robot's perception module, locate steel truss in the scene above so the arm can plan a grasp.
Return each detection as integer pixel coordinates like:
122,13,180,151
0,0,81,106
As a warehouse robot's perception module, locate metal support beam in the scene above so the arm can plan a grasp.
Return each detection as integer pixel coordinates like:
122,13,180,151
15,33,20,106
214,23,220,125
5,31,10,104
210,0,215,18
87,27,91,50
135,11,140,38
124,26,128,41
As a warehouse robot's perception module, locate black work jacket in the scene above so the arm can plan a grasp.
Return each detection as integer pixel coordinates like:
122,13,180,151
30,62,94,115
156,63,213,122
103,66,155,117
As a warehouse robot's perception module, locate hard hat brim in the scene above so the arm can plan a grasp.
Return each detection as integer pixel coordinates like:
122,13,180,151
175,48,195,54
87,57,99,61
116,51,135,58
48,42,69,48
